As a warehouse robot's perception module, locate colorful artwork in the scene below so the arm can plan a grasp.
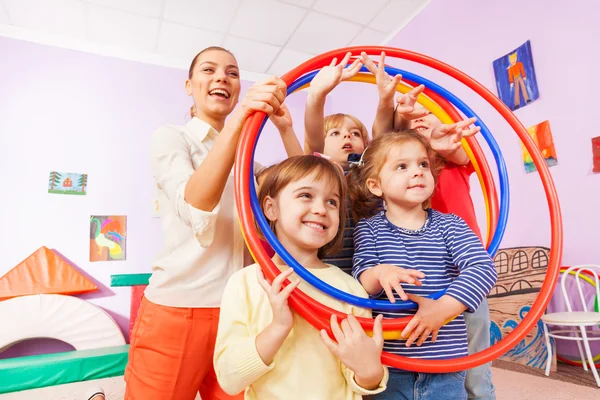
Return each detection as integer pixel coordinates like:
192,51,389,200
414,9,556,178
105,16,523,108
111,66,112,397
592,136,600,173
488,246,557,371
522,120,558,173
493,40,540,110
48,172,87,195
89,216,126,262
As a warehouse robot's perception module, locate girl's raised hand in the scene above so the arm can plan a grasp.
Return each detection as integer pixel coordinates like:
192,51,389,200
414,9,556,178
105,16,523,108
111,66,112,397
361,51,402,104
429,117,480,154
393,84,428,126
309,52,362,96
256,267,300,332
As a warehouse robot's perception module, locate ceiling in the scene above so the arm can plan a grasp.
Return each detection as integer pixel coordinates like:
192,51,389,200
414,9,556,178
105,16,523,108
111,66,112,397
0,0,430,80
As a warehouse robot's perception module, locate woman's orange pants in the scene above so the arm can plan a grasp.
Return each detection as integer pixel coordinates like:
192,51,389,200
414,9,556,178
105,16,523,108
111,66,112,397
124,297,244,400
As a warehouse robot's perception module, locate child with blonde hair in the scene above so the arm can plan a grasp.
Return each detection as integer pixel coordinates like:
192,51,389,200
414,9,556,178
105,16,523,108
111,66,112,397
214,155,389,399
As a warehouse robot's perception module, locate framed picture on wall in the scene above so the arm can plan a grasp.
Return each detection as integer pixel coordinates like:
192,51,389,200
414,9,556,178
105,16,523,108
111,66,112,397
522,120,558,174
90,215,127,261
493,40,540,111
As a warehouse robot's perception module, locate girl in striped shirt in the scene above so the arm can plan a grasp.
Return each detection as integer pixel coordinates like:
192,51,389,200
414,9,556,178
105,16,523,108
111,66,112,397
346,130,498,400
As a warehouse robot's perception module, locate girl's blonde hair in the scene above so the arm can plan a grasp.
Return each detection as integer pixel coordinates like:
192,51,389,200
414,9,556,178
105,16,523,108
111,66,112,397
258,155,347,258
346,130,442,222
324,113,370,147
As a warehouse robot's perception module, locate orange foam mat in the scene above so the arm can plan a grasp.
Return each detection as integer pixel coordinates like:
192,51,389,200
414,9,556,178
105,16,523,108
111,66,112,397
0,247,97,301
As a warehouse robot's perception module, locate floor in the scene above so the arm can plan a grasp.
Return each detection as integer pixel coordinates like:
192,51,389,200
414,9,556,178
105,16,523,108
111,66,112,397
1,363,597,399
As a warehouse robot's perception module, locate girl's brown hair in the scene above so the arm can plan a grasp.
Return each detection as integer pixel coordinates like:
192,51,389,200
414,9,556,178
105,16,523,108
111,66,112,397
346,129,442,222
324,113,370,147
258,155,347,258
188,46,236,118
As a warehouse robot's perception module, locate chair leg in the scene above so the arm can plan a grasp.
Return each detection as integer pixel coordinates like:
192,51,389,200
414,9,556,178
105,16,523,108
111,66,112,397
579,326,600,387
575,334,589,372
543,322,552,377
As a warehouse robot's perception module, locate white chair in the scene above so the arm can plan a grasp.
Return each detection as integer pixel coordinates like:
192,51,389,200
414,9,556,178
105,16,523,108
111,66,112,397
542,264,600,387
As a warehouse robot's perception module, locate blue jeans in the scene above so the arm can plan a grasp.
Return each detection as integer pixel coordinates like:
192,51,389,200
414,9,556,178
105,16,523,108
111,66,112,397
464,297,496,400
373,370,467,400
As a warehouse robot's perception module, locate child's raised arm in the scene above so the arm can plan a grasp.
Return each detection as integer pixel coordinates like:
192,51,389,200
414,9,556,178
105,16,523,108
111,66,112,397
304,52,362,154
269,103,303,157
361,52,427,139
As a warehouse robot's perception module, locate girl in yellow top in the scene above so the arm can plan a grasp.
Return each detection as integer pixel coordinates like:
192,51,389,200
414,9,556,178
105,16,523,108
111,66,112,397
214,155,389,399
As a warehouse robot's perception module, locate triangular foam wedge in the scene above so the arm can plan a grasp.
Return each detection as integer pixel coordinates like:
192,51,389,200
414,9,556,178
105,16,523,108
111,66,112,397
0,247,97,301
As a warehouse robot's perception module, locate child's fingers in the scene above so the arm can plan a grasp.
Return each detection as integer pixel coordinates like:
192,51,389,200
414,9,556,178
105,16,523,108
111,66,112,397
360,52,378,75
401,316,419,339
278,278,300,299
330,314,346,344
401,270,425,286
405,324,426,347
344,59,363,78
379,51,386,69
416,328,432,347
409,84,426,100
396,105,415,115
346,315,363,337
320,329,339,353
339,52,352,68
431,329,439,343
461,116,478,126
340,317,354,337
271,268,294,294
450,141,462,152
372,314,384,347
391,281,408,301
255,268,272,293
400,109,429,121
382,282,396,304
389,74,402,89
329,57,338,67
461,126,481,138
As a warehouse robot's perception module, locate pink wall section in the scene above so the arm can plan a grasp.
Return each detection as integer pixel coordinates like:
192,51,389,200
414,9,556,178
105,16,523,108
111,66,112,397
333,0,599,266
0,36,307,357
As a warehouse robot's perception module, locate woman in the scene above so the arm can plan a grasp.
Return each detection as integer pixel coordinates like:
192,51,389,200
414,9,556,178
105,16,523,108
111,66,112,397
124,46,289,400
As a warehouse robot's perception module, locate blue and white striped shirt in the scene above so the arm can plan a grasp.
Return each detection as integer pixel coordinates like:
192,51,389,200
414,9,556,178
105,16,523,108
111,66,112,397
353,209,497,361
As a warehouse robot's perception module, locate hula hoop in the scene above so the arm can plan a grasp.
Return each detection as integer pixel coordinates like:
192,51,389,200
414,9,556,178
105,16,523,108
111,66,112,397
234,46,562,372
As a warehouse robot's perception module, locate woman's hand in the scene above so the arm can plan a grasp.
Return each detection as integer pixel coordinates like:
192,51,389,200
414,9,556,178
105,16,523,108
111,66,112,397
238,76,288,119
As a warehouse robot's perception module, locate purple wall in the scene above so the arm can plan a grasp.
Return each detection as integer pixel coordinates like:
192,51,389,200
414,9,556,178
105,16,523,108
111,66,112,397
331,0,600,267
0,36,306,357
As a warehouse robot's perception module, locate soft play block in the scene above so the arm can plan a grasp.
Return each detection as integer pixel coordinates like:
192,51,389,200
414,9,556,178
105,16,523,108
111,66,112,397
0,294,125,353
0,345,129,394
0,247,97,301
110,273,151,287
